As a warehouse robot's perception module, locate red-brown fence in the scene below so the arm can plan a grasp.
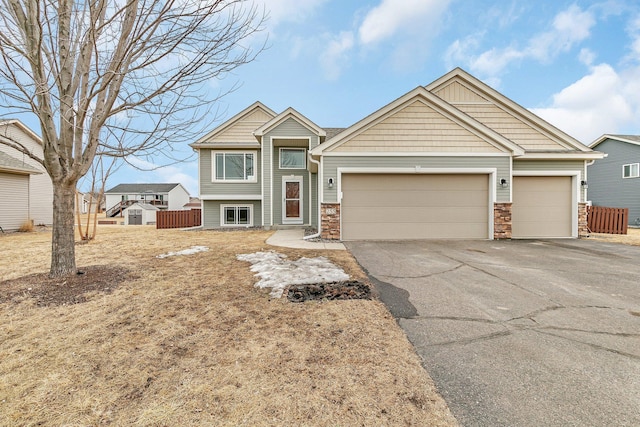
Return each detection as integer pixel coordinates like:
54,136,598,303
587,206,628,234
156,209,201,229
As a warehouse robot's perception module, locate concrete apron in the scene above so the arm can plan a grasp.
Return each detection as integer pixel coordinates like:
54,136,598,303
346,239,640,427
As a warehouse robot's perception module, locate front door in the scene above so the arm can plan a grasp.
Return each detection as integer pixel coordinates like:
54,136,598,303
282,177,303,224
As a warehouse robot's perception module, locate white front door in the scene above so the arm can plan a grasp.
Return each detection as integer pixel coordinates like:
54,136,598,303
282,176,303,224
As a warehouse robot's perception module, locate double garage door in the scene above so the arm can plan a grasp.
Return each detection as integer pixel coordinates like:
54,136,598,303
340,174,573,240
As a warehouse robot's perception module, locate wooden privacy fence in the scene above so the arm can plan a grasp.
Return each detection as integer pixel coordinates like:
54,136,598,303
587,206,628,234
156,209,201,229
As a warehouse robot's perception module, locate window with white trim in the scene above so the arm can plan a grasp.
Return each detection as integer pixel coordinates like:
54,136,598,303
623,163,639,178
279,148,306,169
213,152,256,182
221,205,253,226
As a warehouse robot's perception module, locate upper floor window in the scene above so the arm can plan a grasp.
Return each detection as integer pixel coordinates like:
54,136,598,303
214,152,256,182
623,163,639,179
279,148,306,169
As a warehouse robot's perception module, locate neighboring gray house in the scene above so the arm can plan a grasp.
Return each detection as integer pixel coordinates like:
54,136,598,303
105,183,190,217
588,135,640,226
191,68,604,240
0,120,54,231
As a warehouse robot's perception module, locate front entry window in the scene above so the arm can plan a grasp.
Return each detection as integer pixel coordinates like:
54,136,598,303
280,148,306,169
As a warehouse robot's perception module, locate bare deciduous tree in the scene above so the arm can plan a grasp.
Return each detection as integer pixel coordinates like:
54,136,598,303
0,0,265,277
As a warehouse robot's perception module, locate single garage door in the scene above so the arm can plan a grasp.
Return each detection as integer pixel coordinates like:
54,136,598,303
341,174,489,240
512,176,573,238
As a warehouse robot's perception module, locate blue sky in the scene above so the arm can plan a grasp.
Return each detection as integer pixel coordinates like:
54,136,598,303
6,0,640,195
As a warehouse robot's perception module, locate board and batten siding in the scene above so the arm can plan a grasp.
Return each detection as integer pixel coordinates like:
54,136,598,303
262,118,320,226
331,101,503,153
0,123,53,226
202,200,262,228
0,172,29,230
199,149,262,197
587,139,640,226
322,156,510,204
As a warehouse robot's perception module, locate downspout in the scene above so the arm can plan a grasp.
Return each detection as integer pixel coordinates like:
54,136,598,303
305,152,322,240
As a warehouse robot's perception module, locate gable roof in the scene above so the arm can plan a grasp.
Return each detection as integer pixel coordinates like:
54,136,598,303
310,86,525,156
590,134,640,149
105,183,185,194
0,119,43,145
426,68,593,154
125,202,159,211
253,107,326,138
191,102,276,149
0,150,42,175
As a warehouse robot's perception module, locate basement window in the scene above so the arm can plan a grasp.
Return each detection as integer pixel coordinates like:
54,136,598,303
623,163,639,179
221,205,252,226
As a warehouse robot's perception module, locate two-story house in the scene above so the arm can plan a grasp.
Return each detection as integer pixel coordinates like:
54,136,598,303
191,68,603,240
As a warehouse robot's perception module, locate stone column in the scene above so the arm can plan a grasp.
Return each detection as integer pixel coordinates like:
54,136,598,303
578,203,589,237
494,202,512,239
321,203,341,240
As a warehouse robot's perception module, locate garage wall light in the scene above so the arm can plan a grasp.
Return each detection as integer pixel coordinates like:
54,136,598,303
500,178,508,188
581,180,588,189
327,177,334,188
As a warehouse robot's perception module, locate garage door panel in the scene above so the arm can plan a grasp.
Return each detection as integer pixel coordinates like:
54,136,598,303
512,176,572,238
341,174,489,240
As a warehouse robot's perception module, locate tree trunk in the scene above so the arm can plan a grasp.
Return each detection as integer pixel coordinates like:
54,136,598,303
50,182,77,277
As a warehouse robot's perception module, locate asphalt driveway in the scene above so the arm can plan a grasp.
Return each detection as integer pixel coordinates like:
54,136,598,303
346,239,640,427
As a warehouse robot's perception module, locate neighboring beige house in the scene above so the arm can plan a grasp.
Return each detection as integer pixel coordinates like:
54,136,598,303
191,68,604,240
104,183,190,217
0,120,53,231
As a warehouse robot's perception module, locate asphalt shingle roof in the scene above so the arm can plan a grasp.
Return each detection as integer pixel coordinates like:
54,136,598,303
105,183,181,194
0,151,41,174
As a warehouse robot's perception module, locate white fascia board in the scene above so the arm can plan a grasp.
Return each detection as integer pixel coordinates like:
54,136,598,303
519,152,605,160
589,134,640,148
200,195,263,200
321,151,511,157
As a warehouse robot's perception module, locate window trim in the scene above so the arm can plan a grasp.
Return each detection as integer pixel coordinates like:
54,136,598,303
220,204,253,227
279,148,306,170
622,163,639,179
212,151,257,183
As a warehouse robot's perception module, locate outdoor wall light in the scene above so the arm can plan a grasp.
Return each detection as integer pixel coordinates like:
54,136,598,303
327,177,334,188
581,180,588,189
500,178,508,188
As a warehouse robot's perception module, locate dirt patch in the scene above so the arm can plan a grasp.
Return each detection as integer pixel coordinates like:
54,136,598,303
0,265,134,306
287,281,372,302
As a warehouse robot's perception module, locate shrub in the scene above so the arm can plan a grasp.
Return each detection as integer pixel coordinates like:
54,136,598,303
18,219,34,232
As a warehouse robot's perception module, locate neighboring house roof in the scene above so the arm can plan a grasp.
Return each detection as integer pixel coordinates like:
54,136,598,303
105,183,185,194
310,85,526,156
253,107,326,138
0,151,42,175
183,197,201,209
590,134,640,148
191,101,276,149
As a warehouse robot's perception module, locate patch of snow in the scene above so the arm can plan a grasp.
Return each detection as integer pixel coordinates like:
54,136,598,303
156,246,209,259
237,251,350,298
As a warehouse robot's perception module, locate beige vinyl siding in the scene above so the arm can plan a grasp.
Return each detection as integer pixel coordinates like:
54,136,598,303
512,176,572,238
322,156,510,203
0,123,53,225
341,174,489,240
212,108,273,143
433,81,490,103
0,172,29,230
456,104,567,150
202,200,262,228
331,101,502,153
199,149,262,196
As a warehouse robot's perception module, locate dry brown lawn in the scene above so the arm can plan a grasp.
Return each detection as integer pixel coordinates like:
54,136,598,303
587,227,640,246
0,223,458,426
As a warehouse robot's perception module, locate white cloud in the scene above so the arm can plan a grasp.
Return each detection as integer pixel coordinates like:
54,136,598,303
319,31,355,80
530,64,639,143
257,0,329,28
358,0,451,45
448,4,596,80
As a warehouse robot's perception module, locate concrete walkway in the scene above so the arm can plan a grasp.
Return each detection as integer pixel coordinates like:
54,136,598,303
266,229,345,250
